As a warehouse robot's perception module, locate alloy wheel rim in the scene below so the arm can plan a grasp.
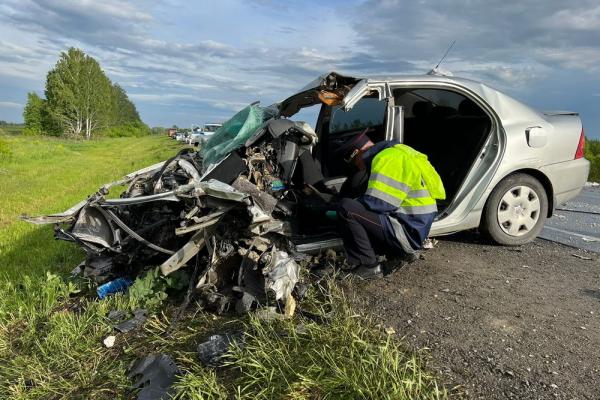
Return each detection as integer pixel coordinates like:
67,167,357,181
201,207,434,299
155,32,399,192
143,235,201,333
497,185,541,237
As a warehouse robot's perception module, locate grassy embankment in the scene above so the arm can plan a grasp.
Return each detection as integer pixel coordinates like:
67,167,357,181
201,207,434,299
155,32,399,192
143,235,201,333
0,135,447,399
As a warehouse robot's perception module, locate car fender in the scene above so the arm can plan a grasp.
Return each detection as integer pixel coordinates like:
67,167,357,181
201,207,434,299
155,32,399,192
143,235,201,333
478,165,555,218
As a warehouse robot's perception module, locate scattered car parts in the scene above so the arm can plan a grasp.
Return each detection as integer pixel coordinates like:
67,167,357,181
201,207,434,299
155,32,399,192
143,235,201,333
115,309,147,333
128,354,180,400
196,332,245,367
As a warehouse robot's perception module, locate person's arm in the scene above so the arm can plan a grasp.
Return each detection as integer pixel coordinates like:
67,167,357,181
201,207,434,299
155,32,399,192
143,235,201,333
359,193,397,213
359,151,412,213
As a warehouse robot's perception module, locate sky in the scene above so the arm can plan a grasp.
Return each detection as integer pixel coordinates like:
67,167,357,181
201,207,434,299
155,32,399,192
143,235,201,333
0,0,599,138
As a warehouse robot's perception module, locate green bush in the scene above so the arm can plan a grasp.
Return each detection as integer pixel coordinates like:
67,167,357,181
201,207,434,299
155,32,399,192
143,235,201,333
101,121,151,138
585,138,600,182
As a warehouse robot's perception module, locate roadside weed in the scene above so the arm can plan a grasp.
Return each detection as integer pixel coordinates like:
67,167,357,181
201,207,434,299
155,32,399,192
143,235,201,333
226,284,447,400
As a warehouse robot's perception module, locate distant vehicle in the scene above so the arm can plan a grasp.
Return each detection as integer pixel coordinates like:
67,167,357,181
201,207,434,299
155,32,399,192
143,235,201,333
172,132,188,141
187,132,202,146
201,123,222,136
187,123,223,145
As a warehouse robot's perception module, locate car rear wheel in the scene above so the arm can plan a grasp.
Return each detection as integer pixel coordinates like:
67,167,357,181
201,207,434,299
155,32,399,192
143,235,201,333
481,173,548,245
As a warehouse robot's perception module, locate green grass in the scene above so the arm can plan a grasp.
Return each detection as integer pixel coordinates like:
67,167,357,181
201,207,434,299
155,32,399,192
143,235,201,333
225,287,445,399
0,135,448,399
0,135,184,399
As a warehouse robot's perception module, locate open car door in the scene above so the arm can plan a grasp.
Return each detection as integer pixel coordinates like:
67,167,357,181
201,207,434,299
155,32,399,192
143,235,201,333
277,71,403,182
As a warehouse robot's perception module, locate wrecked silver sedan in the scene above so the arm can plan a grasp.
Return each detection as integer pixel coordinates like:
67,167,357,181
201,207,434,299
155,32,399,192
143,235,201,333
24,71,590,308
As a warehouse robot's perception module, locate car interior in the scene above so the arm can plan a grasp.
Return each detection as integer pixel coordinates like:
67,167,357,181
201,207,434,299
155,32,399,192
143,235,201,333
315,88,493,213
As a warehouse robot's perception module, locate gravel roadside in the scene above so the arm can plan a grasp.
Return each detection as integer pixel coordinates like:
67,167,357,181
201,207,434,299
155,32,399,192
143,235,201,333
350,232,600,399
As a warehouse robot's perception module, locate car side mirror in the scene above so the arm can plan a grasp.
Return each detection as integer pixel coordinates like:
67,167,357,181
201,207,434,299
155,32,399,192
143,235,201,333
526,126,547,148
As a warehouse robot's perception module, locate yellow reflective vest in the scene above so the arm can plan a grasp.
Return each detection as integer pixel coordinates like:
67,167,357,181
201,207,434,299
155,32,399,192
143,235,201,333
367,144,445,211
362,143,445,250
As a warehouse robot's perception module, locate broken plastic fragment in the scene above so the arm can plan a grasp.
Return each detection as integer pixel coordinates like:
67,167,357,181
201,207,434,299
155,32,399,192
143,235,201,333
70,262,84,277
422,238,438,249
160,229,208,276
103,335,116,348
197,332,244,367
128,353,180,400
284,294,297,317
115,309,147,333
235,291,258,314
107,310,126,321
232,176,278,214
263,247,299,302
85,256,115,282
254,306,285,321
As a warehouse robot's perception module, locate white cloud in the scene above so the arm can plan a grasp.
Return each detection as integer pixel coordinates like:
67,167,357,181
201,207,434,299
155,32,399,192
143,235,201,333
0,0,598,137
128,93,197,102
536,46,600,72
545,6,600,31
0,101,22,108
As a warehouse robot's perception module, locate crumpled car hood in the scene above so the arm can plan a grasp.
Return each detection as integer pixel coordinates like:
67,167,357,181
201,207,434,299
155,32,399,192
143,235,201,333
22,99,342,314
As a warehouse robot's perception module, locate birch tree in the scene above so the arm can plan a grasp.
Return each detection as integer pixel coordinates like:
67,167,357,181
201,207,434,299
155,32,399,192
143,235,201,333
23,92,45,135
45,48,111,139
34,47,144,138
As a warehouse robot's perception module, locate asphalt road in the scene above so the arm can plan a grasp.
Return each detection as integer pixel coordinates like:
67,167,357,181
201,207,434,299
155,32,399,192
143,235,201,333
540,186,600,253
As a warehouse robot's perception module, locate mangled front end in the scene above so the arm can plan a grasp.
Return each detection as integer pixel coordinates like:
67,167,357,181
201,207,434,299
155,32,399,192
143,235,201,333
22,105,318,312
23,72,361,313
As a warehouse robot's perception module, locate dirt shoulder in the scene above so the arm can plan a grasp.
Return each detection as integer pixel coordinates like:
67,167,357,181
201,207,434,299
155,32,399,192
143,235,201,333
350,232,600,399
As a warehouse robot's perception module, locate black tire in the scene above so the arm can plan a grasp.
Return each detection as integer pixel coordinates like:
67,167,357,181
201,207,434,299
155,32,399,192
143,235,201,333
481,173,548,245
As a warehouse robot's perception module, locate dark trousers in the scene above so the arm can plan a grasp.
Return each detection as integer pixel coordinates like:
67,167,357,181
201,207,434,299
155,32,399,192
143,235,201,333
337,198,405,267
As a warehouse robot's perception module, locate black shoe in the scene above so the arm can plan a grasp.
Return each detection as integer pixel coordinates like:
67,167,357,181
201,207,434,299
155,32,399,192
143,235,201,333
401,251,420,264
352,263,383,280
385,251,420,271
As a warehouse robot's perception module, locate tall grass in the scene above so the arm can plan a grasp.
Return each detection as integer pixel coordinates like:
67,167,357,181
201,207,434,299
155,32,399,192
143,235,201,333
0,136,183,398
148,283,448,400
226,286,446,400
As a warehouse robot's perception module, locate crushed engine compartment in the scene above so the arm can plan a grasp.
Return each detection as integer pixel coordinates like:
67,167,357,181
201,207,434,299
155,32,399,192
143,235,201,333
23,102,345,315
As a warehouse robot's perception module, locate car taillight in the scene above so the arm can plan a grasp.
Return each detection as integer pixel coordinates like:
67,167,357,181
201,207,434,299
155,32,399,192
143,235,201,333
575,128,585,159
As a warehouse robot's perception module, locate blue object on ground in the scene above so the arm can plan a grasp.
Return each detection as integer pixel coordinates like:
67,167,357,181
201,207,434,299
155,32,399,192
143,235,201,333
97,277,133,299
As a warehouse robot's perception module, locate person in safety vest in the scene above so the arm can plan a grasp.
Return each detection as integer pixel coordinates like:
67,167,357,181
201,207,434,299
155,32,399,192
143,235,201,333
335,130,445,279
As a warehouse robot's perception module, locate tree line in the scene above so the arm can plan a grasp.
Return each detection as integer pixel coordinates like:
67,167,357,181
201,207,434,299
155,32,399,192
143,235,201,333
23,48,148,139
